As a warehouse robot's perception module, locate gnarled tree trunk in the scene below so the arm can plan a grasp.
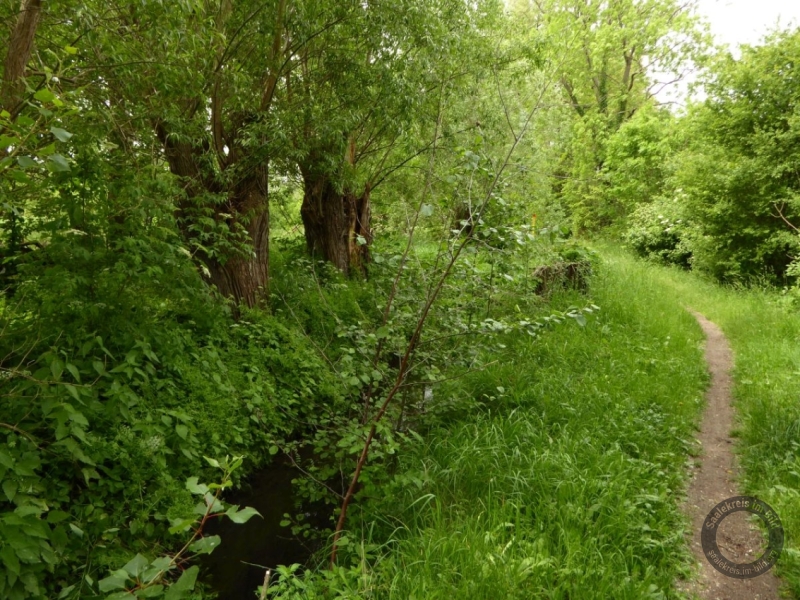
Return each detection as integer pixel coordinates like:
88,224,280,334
205,175,270,307
1,0,42,116
156,123,269,308
300,170,371,276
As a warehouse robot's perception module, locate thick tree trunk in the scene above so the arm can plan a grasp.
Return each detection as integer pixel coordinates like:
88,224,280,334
206,209,269,307
204,173,270,308
1,0,42,115
300,171,371,275
156,123,269,307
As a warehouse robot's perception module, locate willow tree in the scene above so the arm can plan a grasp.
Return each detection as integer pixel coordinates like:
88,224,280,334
291,0,499,275
516,0,706,228
52,1,303,306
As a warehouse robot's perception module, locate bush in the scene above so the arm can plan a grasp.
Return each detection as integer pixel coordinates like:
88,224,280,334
624,197,692,267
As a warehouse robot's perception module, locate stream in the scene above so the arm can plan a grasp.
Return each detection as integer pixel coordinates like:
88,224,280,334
202,461,321,599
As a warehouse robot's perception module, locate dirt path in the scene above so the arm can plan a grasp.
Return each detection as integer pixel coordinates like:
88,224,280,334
681,312,781,600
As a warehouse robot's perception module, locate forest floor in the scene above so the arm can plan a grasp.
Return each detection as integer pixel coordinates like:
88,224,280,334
680,312,781,600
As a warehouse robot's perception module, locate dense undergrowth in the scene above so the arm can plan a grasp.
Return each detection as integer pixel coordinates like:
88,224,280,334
265,246,710,599
0,208,591,599
3,2,800,597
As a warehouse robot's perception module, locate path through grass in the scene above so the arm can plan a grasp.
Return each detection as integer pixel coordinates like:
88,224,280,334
616,249,800,597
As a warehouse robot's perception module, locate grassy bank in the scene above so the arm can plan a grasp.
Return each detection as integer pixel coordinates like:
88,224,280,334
285,249,711,598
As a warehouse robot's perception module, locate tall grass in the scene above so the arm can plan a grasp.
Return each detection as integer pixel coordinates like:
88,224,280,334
336,251,710,598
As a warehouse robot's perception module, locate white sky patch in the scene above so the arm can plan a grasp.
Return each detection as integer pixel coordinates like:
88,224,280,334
700,0,800,52
657,0,800,106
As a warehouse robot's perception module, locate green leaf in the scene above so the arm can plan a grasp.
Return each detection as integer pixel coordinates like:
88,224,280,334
58,585,76,598
225,506,261,524
122,554,149,578
203,456,220,468
2,479,17,501
33,89,56,103
38,143,56,157
69,523,85,537
98,570,129,592
106,593,136,600
8,169,30,183
17,156,37,169
64,45,78,55
188,535,220,555
0,545,21,577
47,510,71,523
50,358,64,380
163,566,199,600
46,153,71,172
185,477,208,495
50,127,73,142
150,557,172,570
420,203,434,217
135,584,164,597
175,424,188,439
66,363,81,382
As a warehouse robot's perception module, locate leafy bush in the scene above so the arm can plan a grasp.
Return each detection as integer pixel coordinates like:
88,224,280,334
663,30,800,282
624,197,692,267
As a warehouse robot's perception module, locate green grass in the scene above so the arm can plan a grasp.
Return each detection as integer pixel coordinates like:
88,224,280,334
333,249,711,598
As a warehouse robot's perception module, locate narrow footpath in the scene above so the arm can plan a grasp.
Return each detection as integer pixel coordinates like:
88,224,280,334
682,312,781,600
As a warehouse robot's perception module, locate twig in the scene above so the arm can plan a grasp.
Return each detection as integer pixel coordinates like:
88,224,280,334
773,202,800,233
284,449,344,500
260,568,271,600
0,422,38,444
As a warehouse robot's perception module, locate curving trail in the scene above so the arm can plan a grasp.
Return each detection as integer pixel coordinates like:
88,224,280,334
681,312,781,600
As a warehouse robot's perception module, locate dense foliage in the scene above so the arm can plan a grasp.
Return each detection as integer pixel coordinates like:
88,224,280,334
2,0,800,598
611,29,800,285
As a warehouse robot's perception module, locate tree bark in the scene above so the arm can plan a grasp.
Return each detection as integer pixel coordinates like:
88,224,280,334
155,122,270,307
300,170,371,276
1,0,42,115
205,174,270,308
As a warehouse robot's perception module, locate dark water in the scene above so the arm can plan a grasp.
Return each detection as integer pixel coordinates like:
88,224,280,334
202,461,321,599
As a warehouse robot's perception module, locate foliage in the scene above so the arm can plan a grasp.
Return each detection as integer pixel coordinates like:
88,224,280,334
624,196,692,267
615,28,800,282
0,245,340,599
265,248,708,599
602,104,677,215
90,456,260,600
521,0,707,230
5,1,800,598
671,30,800,281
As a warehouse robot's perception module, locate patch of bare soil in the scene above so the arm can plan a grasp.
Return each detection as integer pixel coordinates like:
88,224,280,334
680,312,782,600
